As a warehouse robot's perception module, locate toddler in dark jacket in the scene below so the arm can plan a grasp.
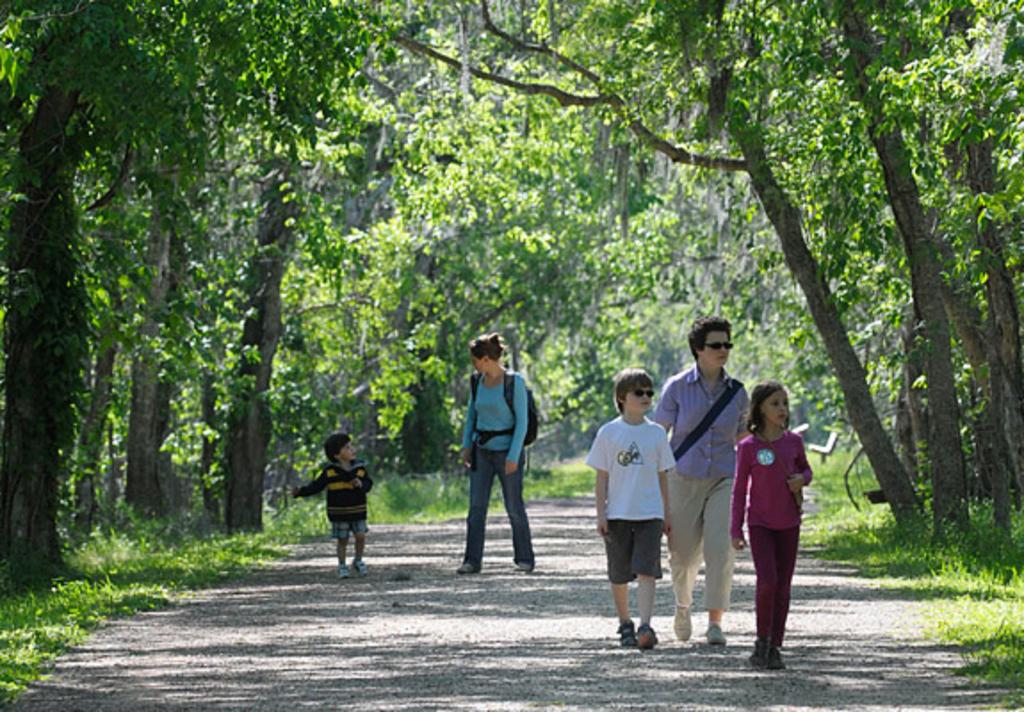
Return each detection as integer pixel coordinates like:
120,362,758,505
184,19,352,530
293,431,373,579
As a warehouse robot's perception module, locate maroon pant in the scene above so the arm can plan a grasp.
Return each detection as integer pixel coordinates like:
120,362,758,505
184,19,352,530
748,525,800,647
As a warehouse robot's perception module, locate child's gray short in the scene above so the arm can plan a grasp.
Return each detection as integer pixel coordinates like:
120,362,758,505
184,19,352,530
331,519,368,539
603,518,663,584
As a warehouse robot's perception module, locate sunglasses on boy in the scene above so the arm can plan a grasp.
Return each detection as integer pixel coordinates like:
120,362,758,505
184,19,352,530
703,341,734,350
632,389,655,398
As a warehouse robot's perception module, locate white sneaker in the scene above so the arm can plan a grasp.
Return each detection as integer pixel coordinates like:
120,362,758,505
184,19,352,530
337,563,350,579
674,607,692,641
353,559,368,576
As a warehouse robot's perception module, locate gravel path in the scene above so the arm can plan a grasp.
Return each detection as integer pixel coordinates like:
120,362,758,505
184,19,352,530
8,497,1007,711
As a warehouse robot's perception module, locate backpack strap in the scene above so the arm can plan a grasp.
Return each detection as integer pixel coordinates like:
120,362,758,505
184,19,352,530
672,379,743,462
502,372,516,414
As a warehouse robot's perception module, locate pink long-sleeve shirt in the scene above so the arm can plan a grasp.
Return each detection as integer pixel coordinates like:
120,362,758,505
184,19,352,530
731,432,813,538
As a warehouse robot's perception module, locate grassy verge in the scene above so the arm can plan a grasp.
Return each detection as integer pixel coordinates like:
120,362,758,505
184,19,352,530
0,461,593,703
804,450,1024,707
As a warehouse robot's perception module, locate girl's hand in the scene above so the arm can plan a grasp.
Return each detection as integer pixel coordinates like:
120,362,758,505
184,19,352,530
786,475,804,493
504,459,518,475
460,448,472,468
732,537,746,550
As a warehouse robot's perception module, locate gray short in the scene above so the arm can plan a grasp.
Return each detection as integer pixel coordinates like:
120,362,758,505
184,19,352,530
603,518,663,584
331,519,368,539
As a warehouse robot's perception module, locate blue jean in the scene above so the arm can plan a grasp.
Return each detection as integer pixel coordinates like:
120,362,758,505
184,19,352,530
462,447,534,569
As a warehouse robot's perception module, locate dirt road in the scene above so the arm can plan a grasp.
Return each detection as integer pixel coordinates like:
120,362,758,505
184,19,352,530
8,497,1006,710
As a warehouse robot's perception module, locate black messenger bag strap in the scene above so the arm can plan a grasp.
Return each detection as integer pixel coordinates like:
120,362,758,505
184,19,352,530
672,379,743,462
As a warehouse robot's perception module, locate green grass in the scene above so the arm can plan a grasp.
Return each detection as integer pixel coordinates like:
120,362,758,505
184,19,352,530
804,449,1024,707
0,461,593,703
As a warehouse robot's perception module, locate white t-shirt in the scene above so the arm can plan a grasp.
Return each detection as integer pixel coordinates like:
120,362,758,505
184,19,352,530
585,416,675,520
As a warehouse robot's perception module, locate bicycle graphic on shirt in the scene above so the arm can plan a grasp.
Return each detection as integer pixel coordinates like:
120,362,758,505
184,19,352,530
616,442,644,467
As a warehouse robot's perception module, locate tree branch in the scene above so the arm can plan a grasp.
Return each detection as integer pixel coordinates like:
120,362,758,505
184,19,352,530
86,144,134,212
394,35,608,107
480,0,601,84
396,28,747,172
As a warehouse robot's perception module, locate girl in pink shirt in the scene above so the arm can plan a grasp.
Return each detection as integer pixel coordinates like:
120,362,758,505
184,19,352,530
730,381,812,671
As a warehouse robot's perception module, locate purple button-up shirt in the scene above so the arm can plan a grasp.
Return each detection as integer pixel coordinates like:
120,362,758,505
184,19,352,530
653,365,749,480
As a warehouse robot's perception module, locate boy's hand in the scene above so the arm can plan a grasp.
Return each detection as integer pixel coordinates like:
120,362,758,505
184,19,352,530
662,516,672,537
290,487,299,498
786,475,804,493
596,515,608,536
352,478,362,489
460,448,472,468
504,459,517,475
732,537,746,551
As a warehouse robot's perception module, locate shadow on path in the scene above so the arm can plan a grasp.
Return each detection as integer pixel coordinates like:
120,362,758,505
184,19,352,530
9,498,1007,711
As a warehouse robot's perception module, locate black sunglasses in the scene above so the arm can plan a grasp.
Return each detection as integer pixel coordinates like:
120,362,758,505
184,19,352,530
704,341,734,350
632,389,655,397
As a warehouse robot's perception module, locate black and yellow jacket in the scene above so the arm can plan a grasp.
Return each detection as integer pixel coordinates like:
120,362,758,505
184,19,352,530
295,460,373,522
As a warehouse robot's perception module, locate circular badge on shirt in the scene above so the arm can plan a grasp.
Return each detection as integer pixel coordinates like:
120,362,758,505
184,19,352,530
756,448,776,466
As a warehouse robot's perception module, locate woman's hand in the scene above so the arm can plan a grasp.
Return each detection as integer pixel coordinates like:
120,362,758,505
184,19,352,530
596,514,608,536
460,448,472,468
732,537,746,551
504,459,518,475
786,475,804,493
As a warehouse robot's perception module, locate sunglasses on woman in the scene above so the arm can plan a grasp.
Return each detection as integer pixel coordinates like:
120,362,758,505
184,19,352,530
632,389,655,397
704,341,734,350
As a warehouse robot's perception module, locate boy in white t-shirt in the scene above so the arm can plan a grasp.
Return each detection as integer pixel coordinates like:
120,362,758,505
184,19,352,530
586,368,674,649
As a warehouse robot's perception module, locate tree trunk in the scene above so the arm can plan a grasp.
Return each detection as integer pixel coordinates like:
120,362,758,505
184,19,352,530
200,372,221,526
731,122,918,519
869,128,968,530
898,316,929,477
841,12,967,531
893,377,917,478
125,205,177,516
224,161,298,532
966,139,1024,504
932,233,1013,526
1,87,85,567
74,339,119,532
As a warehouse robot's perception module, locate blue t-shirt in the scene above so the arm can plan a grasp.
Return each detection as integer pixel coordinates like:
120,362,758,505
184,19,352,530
461,373,528,462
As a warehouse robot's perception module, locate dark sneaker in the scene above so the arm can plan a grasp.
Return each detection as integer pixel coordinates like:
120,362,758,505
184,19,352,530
515,562,534,573
749,638,769,669
617,620,638,647
352,559,368,576
767,646,785,670
456,562,480,574
705,622,726,645
636,623,658,650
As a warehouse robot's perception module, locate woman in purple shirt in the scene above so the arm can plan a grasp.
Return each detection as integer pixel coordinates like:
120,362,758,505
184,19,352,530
653,316,749,647
731,381,812,670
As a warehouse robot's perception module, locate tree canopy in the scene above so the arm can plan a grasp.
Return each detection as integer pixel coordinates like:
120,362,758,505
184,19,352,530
0,0,1021,573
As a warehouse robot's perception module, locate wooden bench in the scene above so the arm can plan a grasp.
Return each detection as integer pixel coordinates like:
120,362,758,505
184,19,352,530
792,424,838,462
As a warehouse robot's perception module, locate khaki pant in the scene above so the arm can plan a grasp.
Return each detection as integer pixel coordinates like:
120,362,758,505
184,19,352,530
667,475,735,611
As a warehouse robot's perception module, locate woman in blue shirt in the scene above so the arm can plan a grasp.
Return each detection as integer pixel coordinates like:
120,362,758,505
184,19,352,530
457,333,535,574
